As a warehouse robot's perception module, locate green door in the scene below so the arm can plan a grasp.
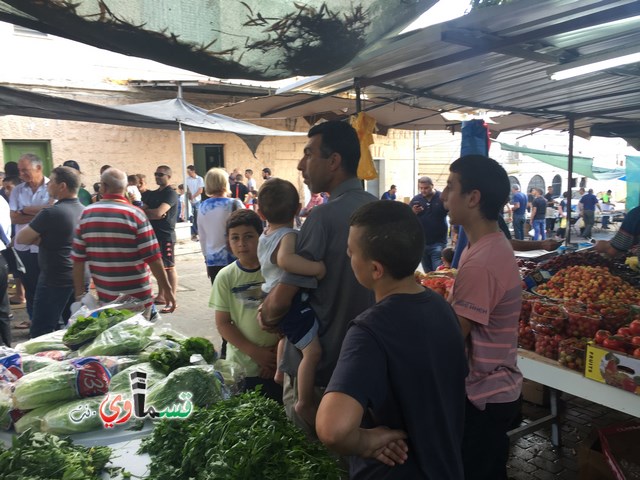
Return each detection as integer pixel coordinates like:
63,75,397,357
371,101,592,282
3,140,53,176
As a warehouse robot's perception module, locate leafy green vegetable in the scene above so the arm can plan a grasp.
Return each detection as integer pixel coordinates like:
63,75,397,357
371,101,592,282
14,402,66,434
0,430,126,479
140,390,344,480
12,359,109,410
79,318,153,356
109,362,166,392
41,396,105,435
145,365,225,411
20,354,57,374
17,331,69,355
63,308,135,350
0,392,11,430
149,337,217,375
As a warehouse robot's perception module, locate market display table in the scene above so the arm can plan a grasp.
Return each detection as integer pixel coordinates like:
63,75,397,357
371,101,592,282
509,350,640,447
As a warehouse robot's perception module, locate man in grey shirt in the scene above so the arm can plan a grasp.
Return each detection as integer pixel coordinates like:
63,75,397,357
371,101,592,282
261,121,376,433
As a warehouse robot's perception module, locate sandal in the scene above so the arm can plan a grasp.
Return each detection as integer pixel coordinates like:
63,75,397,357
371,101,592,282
153,298,166,305
15,320,31,329
160,306,175,314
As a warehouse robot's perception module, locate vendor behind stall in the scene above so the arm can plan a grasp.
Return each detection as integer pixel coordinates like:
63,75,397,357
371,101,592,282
595,206,640,257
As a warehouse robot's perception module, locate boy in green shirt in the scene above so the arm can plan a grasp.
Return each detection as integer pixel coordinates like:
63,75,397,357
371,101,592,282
210,209,282,401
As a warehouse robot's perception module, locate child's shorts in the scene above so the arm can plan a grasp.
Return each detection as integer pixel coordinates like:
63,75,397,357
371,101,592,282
280,292,319,350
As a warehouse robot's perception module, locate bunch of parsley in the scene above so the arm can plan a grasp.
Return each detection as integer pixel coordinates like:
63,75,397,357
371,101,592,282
140,390,344,479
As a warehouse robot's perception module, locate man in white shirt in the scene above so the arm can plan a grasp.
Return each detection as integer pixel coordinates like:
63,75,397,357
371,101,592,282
185,165,205,241
244,169,257,191
9,153,51,323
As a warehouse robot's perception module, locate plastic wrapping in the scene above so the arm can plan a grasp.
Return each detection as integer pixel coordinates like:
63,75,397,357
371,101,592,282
109,362,166,393
214,359,246,396
78,316,154,357
11,358,111,410
145,365,227,411
41,395,105,435
15,331,69,355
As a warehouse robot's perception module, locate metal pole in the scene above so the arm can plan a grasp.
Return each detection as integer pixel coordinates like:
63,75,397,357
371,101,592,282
354,79,362,113
566,116,575,245
413,131,417,196
177,83,189,228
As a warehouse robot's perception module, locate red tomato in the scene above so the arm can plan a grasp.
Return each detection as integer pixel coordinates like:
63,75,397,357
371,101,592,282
602,336,627,353
632,336,640,348
617,327,632,337
630,319,640,336
633,348,640,359
594,330,612,345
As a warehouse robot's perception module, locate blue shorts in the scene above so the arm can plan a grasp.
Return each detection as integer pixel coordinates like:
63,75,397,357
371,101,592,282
279,292,319,350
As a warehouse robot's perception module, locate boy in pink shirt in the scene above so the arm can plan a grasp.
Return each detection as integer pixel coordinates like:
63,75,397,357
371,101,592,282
442,155,523,480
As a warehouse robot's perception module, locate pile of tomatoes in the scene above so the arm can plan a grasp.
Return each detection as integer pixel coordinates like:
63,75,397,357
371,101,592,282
415,271,455,298
593,319,640,358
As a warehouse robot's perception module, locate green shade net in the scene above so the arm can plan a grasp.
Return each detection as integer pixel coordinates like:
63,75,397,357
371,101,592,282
626,156,640,210
0,0,437,81
498,142,625,181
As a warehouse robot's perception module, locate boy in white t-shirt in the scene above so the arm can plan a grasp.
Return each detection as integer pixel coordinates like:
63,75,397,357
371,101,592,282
257,178,325,425
126,174,142,207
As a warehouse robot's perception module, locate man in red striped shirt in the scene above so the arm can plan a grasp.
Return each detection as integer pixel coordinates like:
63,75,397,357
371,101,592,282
442,155,522,480
71,168,176,316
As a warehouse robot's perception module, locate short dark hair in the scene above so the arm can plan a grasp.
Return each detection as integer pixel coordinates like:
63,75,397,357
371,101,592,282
262,167,271,174
308,121,360,176
127,174,138,184
349,201,424,280
390,184,396,190
258,178,299,224
187,165,196,171
51,166,80,193
100,164,111,174
449,155,510,221
245,169,253,175
226,209,264,237
441,247,454,264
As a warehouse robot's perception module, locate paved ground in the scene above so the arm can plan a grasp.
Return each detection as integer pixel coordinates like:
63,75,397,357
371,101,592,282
7,228,633,479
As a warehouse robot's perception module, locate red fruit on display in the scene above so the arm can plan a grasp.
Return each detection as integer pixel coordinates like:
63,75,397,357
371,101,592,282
617,327,632,337
602,336,628,353
629,319,640,336
633,348,640,359
594,330,612,345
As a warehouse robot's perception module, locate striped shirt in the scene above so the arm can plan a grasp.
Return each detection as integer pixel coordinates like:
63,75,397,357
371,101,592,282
451,231,523,410
71,194,161,306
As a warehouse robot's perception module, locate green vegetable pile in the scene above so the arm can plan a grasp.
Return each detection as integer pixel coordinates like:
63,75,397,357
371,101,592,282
149,336,217,375
140,390,344,480
63,308,135,350
0,430,127,480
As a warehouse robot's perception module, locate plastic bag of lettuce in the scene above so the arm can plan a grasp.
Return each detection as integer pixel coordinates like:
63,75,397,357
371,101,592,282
79,316,154,356
145,365,227,411
63,307,136,350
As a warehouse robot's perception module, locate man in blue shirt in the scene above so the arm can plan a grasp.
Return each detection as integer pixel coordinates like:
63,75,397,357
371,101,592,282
381,185,397,201
410,177,448,271
579,189,601,239
510,185,528,240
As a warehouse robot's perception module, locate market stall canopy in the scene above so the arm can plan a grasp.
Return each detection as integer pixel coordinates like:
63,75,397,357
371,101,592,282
274,0,640,144
213,91,571,136
0,85,303,154
0,0,437,81
497,142,626,181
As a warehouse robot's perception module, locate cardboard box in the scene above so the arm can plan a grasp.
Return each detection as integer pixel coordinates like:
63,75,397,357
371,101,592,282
578,429,615,480
585,343,640,395
521,379,549,406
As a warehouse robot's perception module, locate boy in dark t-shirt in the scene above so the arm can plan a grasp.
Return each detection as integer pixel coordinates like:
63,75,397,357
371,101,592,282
316,200,467,480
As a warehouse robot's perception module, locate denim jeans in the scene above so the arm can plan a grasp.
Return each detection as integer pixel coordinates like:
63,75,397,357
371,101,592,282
583,210,595,238
191,203,200,235
16,250,39,320
30,276,73,338
421,242,446,272
533,219,546,240
512,214,525,240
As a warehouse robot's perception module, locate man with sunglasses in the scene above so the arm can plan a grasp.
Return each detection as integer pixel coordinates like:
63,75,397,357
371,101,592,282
143,165,179,312
410,176,448,272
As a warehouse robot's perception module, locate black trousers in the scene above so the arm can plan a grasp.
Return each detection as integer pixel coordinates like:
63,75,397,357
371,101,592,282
0,255,12,346
462,396,522,480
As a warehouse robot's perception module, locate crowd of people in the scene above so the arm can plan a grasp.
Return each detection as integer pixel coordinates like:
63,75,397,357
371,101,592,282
1,120,638,480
